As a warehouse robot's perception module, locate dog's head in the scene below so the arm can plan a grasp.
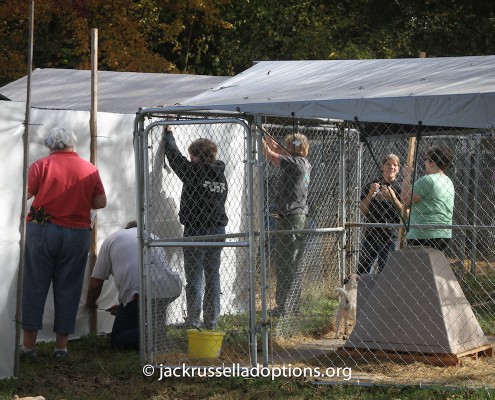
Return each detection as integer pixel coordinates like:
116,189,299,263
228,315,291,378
343,273,360,290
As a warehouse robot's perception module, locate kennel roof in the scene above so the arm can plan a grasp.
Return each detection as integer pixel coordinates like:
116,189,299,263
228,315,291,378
180,56,495,129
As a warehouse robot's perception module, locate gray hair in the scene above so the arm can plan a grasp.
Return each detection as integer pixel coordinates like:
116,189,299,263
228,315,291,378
44,127,77,150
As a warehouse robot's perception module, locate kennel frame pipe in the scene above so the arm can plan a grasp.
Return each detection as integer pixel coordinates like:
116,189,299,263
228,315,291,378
134,111,148,365
470,133,481,274
354,141,364,273
255,114,270,368
459,138,470,272
338,125,347,285
244,117,259,368
141,119,156,364
137,116,256,367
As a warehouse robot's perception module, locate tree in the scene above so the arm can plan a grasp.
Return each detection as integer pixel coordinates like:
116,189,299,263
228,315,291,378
0,0,231,85
0,0,494,86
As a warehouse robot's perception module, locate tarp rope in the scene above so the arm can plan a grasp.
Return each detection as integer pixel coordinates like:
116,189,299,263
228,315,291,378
235,107,297,156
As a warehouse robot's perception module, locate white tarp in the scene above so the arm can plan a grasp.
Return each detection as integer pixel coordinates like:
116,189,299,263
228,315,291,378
1,100,247,378
181,56,495,129
0,70,232,378
0,102,25,379
0,102,137,377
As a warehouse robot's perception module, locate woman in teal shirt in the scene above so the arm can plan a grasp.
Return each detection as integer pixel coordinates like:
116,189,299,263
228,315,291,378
402,146,454,251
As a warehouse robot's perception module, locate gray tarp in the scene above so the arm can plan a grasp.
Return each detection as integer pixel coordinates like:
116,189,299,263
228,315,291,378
181,56,495,129
1,68,228,114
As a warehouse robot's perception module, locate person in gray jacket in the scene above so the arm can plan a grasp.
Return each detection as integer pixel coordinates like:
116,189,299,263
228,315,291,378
263,133,311,317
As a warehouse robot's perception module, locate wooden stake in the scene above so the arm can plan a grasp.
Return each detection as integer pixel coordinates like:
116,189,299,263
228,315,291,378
398,136,416,248
89,28,98,334
398,52,426,247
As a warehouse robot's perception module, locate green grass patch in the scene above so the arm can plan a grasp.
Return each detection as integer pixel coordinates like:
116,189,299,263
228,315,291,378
459,272,495,335
2,334,495,399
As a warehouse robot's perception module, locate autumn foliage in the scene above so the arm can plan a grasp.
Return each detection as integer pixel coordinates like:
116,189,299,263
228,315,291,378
1,0,495,86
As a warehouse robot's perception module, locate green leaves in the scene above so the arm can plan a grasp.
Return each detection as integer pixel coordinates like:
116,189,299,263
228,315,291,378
1,0,494,86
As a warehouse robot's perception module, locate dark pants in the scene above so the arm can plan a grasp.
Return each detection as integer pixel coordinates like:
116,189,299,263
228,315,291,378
111,297,177,350
273,214,307,315
111,299,139,350
357,236,397,275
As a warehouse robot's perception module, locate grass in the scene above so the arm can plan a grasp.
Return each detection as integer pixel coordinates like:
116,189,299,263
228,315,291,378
4,274,495,399
2,334,495,400
458,271,495,335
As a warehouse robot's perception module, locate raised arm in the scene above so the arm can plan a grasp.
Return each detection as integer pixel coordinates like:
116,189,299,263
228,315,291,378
262,137,281,166
162,129,189,180
263,134,291,156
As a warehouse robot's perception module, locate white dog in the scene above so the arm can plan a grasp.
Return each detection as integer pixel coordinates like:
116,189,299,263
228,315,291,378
334,274,359,339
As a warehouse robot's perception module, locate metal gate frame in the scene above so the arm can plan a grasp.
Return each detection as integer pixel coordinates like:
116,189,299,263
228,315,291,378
134,111,262,366
133,109,349,368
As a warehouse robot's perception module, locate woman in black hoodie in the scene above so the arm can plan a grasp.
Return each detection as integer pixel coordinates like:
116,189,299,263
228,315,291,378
163,127,228,330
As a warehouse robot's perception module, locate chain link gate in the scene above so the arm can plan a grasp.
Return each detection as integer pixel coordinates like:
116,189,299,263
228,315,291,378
134,114,259,368
134,109,495,387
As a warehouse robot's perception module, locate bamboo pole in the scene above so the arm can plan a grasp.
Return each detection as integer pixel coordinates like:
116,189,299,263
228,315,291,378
398,136,416,248
15,0,35,377
398,52,426,248
89,28,98,333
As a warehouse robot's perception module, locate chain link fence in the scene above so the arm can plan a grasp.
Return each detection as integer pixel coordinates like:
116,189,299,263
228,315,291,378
134,111,495,387
136,117,255,367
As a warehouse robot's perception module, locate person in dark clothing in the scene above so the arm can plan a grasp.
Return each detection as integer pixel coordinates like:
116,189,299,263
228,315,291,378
357,154,403,275
262,133,311,316
163,125,228,330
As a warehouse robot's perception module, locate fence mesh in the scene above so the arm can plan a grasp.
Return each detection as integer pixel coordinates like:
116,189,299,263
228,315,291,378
135,112,495,387
140,119,252,366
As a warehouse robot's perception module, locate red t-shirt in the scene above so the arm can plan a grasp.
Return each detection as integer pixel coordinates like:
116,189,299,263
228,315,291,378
27,151,106,228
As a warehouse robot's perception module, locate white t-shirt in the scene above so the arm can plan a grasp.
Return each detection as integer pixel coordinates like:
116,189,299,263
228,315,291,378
92,227,182,306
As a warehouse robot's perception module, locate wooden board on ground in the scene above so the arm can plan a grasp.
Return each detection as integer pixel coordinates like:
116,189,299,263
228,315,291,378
339,344,494,367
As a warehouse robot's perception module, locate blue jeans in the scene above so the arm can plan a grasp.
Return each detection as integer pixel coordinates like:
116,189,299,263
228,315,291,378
183,226,225,330
273,214,307,314
357,235,397,275
22,222,90,334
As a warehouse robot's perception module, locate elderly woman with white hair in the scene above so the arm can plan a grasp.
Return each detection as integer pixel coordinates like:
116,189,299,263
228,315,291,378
21,127,107,360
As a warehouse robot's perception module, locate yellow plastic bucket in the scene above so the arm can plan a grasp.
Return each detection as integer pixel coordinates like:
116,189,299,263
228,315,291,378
187,329,225,359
